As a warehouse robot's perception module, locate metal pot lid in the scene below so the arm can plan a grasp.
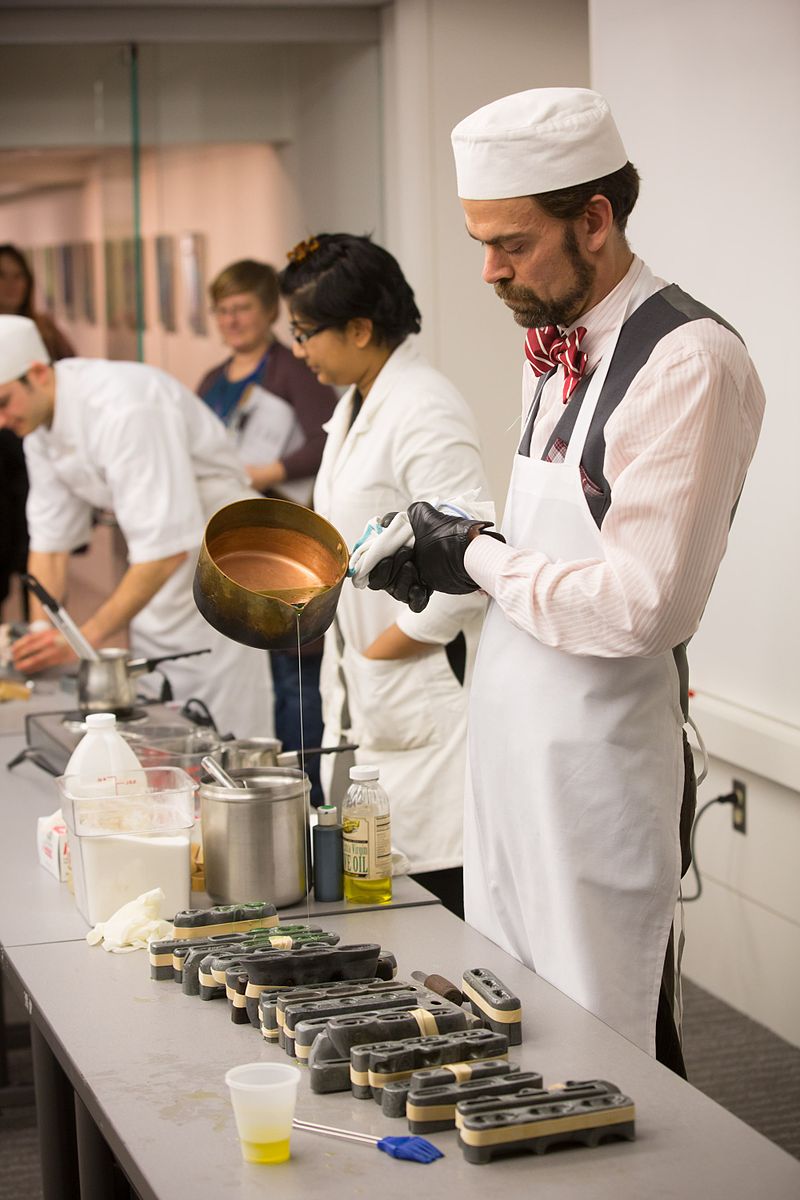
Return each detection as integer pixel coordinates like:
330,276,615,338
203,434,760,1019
198,765,309,802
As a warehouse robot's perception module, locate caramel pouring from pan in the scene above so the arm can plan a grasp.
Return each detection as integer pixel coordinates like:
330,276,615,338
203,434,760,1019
193,498,349,652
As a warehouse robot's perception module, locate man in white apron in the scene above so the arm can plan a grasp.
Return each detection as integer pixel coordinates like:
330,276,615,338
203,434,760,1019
366,89,765,1074
0,316,272,737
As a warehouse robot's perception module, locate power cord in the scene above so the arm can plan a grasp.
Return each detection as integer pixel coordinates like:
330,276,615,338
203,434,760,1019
682,790,738,902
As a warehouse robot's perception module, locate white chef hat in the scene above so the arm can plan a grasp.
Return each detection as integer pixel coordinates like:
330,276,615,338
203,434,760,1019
451,87,628,201
0,315,50,385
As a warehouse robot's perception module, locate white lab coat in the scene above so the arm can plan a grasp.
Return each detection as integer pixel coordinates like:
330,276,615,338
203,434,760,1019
24,359,273,737
314,337,491,873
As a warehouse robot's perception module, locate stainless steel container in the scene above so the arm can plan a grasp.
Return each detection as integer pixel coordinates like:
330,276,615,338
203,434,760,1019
221,738,283,770
198,767,309,906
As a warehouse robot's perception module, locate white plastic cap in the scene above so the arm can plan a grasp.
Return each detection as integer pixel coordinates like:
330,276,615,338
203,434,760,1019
84,713,117,729
349,765,380,782
317,805,339,826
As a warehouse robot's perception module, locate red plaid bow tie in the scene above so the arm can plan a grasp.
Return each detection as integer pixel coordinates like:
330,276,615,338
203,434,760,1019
525,324,588,403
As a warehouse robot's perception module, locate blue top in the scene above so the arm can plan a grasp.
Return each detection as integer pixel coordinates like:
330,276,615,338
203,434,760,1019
201,350,271,425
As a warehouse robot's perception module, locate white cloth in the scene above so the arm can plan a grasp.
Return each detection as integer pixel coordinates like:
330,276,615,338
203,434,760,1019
229,383,313,507
24,359,273,737
86,886,171,953
314,337,491,872
464,267,682,1052
348,490,495,587
0,315,50,382
464,258,766,657
451,87,628,200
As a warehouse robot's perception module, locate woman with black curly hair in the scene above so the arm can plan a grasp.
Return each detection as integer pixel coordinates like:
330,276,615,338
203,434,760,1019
279,234,492,917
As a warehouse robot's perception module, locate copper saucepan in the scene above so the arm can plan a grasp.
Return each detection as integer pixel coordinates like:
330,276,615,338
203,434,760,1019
193,498,349,651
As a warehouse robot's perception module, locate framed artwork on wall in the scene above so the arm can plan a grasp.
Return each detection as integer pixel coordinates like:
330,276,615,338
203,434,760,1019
42,247,57,315
104,239,123,328
155,235,177,333
122,237,143,332
79,242,96,324
58,244,76,320
179,232,207,336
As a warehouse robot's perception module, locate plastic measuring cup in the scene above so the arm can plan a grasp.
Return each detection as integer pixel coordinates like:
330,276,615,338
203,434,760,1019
225,1062,301,1164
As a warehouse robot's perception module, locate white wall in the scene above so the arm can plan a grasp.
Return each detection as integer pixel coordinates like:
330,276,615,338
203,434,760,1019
381,0,590,508
591,0,800,1044
278,42,383,242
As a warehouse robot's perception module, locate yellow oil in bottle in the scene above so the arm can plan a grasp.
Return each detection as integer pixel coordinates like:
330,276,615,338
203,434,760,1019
344,873,392,905
342,778,392,905
241,1137,291,1164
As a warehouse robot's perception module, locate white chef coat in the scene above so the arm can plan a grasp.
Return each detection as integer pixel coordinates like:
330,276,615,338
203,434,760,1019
314,337,491,872
24,358,273,737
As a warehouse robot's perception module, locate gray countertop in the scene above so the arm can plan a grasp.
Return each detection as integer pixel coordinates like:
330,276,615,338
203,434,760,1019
2,699,799,1200
4,904,800,1200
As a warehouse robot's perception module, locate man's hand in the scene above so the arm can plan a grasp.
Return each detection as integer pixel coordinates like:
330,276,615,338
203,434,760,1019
11,628,77,674
367,501,503,610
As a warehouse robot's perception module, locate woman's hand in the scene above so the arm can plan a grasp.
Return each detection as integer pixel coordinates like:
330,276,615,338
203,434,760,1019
362,623,435,661
11,628,77,674
246,461,287,492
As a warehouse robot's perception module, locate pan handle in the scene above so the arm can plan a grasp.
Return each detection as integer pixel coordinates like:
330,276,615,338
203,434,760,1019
276,743,358,766
6,745,61,776
128,648,212,673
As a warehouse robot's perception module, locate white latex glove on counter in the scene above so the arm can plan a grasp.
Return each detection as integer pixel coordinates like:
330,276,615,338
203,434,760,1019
86,886,171,953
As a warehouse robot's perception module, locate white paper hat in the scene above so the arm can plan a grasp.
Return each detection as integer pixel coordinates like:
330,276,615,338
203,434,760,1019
0,315,50,384
451,87,628,201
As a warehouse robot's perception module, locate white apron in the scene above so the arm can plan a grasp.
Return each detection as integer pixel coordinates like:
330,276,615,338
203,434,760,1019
464,283,683,1054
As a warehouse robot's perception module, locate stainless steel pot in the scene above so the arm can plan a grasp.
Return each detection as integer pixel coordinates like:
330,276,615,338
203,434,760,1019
199,767,309,906
220,738,283,770
77,647,211,716
221,738,360,772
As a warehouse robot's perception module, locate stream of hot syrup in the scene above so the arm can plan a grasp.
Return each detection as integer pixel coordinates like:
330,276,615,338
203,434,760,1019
295,611,311,924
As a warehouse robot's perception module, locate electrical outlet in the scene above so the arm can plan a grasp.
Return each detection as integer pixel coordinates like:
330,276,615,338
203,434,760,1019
732,779,747,835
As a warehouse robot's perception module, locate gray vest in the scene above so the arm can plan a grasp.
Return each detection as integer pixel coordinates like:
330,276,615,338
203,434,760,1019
519,283,743,720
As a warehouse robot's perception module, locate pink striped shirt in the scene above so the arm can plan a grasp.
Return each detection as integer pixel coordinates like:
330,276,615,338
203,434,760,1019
464,257,765,658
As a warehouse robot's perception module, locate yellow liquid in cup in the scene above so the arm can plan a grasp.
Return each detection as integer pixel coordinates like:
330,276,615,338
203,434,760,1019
241,1136,291,1164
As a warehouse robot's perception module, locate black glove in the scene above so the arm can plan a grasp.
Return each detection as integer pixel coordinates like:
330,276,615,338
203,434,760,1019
366,544,431,613
368,501,504,610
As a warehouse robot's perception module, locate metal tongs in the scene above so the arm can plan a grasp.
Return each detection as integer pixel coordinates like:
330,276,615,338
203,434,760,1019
21,573,100,661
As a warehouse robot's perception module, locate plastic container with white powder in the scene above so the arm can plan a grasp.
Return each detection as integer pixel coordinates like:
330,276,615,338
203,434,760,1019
57,766,196,925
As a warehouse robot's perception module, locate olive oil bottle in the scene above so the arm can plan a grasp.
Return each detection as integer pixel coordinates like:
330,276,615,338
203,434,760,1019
342,765,392,904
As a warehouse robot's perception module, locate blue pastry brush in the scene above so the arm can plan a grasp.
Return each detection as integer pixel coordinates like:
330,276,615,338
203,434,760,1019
293,1118,443,1163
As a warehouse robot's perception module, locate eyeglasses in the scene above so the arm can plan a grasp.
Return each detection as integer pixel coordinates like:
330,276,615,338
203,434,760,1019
211,301,259,319
289,322,331,345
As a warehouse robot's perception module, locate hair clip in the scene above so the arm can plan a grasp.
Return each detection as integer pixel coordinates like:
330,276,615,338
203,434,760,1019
287,237,320,263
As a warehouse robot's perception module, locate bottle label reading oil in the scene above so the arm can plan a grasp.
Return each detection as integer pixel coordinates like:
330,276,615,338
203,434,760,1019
342,814,391,880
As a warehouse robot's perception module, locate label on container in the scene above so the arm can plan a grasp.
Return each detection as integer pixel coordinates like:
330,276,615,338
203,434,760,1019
342,814,391,880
